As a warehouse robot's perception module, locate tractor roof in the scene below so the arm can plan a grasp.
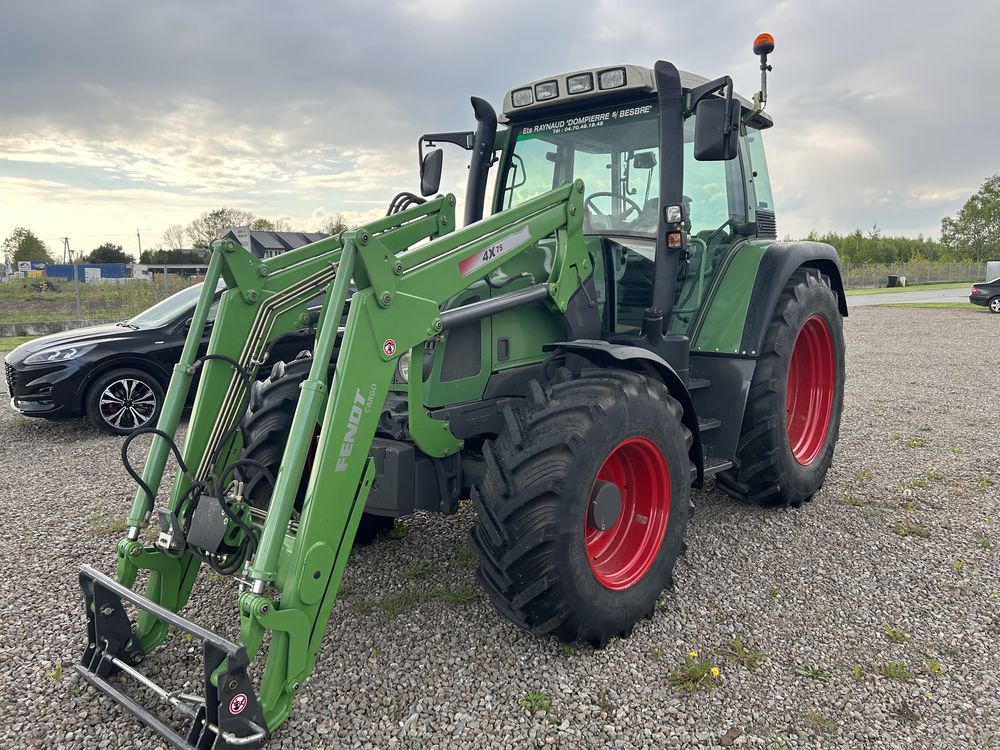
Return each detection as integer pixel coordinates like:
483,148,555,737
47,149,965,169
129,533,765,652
501,64,773,130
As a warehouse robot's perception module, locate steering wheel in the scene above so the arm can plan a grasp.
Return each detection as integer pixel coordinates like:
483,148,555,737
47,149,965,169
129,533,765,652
584,192,643,225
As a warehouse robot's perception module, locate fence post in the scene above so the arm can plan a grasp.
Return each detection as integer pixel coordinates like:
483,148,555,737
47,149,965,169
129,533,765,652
162,266,168,297
74,263,82,323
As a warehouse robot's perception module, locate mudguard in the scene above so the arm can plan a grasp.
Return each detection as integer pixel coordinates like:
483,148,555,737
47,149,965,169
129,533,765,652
739,241,847,357
543,340,704,485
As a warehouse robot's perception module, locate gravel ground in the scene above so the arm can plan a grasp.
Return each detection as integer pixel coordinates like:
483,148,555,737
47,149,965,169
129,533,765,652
1,305,998,749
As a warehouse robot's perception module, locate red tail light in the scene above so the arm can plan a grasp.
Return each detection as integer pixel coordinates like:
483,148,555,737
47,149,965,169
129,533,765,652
971,287,979,295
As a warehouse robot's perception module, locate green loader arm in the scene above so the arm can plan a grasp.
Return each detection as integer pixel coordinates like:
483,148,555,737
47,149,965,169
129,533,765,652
84,180,589,746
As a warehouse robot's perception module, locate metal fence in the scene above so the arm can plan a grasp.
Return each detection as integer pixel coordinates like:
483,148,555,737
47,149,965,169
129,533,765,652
840,261,985,290
0,273,202,330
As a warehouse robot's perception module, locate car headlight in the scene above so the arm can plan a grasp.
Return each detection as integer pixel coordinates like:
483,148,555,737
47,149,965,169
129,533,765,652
23,343,96,365
396,351,410,383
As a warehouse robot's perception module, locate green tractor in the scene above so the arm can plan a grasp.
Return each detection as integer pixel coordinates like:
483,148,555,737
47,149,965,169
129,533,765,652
78,34,846,748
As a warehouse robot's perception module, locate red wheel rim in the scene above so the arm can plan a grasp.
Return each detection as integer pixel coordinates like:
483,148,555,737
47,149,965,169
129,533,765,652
786,315,835,465
585,437,671,590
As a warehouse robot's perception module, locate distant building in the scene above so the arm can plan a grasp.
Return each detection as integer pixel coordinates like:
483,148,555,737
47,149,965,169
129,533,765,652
222,227,328,260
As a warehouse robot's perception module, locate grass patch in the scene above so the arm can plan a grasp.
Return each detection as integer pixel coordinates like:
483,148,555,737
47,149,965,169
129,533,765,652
850,664,864,681
882,624,911,643
903,478,929,489
519,690,551,713
844,494,867,507
793,663,831,681
875,302,987,312
0,335,35,351
349,599,376,615
878,660,913,681
978,476,995,489
720,636,766,671
430,585,479,605
401,560,434,580
894,521,931,539
44,661,64,682
952,559,966,572
388,520,409,539
89,513,127,536
668,651,721,691
927,660,944,676
978,536,992,550
844,281,971,296
455,545,478,569
904,437,925,448
804,712,836,734
382,590,422,618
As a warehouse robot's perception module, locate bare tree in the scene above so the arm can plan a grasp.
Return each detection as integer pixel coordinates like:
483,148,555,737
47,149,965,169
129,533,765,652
186,208,257,248
161,224,187,250
320,214,350,235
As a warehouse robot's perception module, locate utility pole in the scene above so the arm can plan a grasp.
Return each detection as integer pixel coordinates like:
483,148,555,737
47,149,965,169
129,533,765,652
137,228,143,259
62,237,71,263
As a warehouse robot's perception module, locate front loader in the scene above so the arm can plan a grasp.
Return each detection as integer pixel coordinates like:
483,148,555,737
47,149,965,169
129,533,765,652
78,35,848,748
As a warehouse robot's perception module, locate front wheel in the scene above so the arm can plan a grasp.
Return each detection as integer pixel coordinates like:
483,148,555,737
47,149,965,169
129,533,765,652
470,367,692,647
85,368,164,435
717,269,845,507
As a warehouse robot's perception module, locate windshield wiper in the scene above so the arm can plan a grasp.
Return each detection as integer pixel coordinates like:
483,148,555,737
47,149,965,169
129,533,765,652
115,321,139,330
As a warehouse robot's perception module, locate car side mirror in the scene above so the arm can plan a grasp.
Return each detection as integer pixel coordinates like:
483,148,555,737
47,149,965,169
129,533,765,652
693,98,740,161
420,148,443,197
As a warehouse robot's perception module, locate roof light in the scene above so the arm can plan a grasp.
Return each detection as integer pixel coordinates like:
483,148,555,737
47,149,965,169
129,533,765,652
597,67,626,90
511,88,534,107
566,73,594,94
753,33,775,56
534,80,559,101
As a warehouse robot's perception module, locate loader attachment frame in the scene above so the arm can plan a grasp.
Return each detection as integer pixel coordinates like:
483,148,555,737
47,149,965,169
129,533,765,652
79,180,590,744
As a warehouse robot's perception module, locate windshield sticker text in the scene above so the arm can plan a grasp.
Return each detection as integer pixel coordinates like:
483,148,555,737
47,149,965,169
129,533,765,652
518,104,654,138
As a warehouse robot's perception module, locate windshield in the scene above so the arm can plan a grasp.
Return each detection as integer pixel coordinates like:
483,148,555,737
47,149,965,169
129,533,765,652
502,101,661,236
128,282,220,328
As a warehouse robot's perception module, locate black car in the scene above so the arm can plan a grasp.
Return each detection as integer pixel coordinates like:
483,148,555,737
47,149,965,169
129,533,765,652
5,283,316,434
969,278,1000,313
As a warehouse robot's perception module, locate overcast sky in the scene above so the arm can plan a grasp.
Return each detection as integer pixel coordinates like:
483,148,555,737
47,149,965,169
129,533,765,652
1,0,998,257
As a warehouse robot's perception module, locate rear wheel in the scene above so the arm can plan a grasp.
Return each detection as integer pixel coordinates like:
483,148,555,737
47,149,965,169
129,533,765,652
85,368,164,435
238,353,395,545
988,296,1000,313
470,367,692,647
717,269,845,507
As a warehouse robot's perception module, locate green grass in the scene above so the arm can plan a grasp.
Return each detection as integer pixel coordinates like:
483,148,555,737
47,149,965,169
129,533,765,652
720,636,766,671
793,663,831,681
878,660,913,682
519,691,551,713
875,302,987,312
845,281,971,296
882,624,912,643
668,651,721,691
0,335,35,351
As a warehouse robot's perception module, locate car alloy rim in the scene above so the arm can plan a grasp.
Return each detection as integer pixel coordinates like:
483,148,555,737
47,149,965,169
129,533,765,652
991,298,1000,312
585,437,671,590
100,378,157,430
786,315,835,465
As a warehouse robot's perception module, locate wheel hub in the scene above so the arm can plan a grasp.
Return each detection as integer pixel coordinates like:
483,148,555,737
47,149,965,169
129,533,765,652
588,480,622,532
585,437,671,591
786,315,835,465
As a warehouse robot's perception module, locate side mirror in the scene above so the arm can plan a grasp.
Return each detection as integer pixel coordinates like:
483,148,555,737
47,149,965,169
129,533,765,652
419,148,443,197
693,98,740,161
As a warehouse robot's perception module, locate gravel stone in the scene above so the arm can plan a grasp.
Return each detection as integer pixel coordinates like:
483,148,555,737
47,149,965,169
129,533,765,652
1,305,998,748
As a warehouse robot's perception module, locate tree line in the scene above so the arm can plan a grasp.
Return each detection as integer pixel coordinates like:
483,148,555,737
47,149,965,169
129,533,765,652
2,210,349,266
4,173,997,266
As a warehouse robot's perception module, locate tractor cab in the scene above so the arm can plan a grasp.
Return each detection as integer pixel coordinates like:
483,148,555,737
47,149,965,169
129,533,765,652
493,66,777,342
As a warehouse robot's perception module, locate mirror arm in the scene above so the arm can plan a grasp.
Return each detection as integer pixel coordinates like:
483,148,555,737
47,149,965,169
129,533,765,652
684,75,733,117
417,131,474,170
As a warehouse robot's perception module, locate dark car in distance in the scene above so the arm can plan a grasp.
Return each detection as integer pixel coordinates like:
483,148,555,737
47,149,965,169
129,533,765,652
969,278,1000,313
5,283,317,434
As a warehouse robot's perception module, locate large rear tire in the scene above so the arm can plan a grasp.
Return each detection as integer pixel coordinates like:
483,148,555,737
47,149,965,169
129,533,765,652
470,367,692,647
238,353,395,545
717,269,845,507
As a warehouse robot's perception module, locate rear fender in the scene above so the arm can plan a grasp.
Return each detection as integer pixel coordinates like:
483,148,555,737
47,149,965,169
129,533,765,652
739,242,847,357
543,340,704,486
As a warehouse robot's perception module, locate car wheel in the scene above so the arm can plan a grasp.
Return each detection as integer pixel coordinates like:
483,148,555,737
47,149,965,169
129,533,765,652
989,297,1000,314
85,368,164,435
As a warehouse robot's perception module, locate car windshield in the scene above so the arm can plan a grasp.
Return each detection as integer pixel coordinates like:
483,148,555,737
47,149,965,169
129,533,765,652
128,282,219,328
501,101,663,237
